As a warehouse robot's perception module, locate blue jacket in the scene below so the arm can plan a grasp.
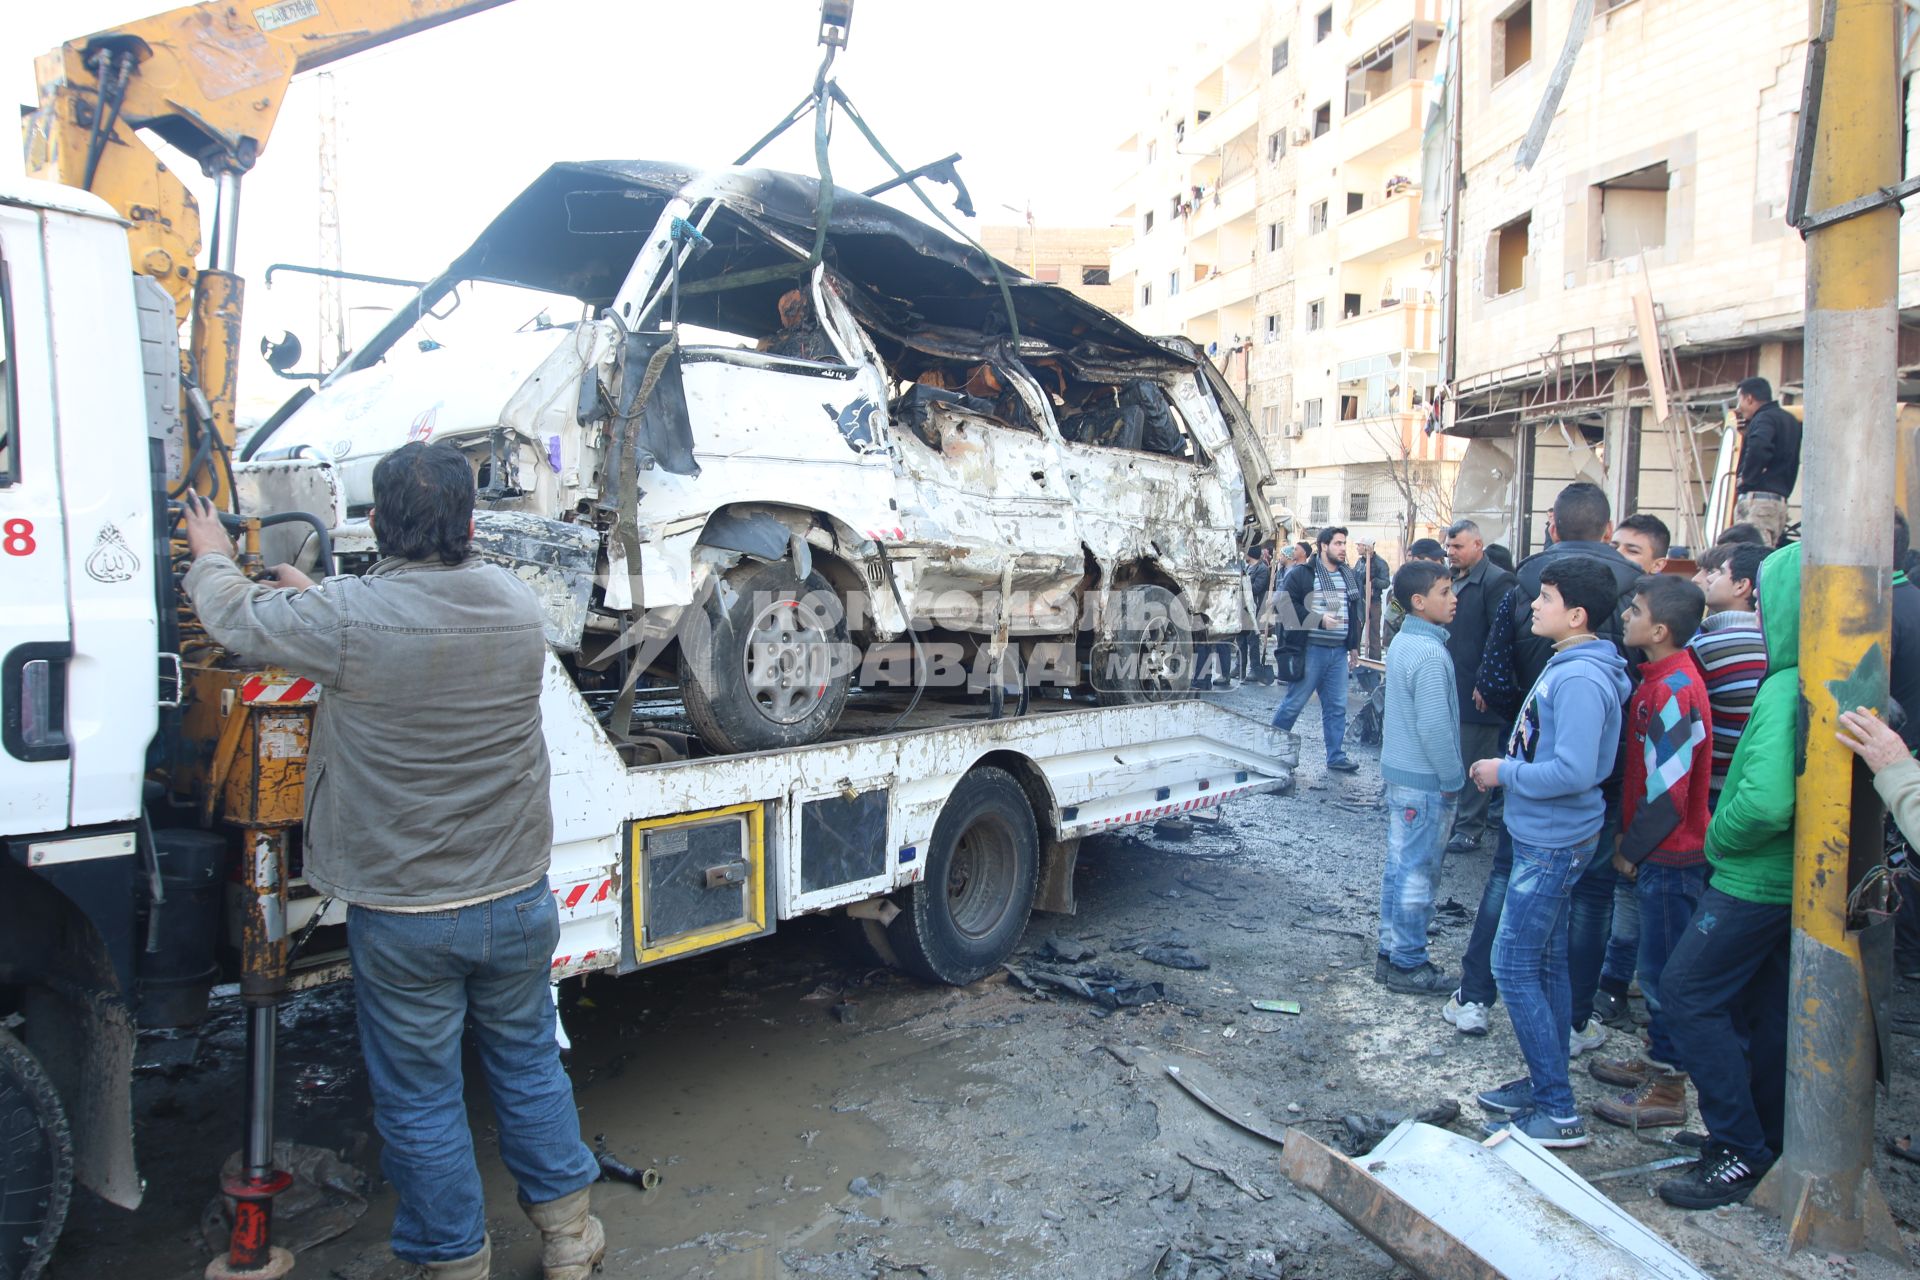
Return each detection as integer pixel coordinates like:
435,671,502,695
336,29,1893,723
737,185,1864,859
1382,617,1463,792
1498,639,1632,847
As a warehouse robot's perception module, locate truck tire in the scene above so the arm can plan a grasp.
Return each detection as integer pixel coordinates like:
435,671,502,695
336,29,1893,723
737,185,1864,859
887,767,1038,985
0,1027,72,1280
1092,584,1194,705
679,561,853,754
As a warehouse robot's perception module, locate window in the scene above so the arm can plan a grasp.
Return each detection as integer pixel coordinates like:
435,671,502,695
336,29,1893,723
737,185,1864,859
1495,1,1534,82
1346,191,1365,216
1262,405,1280,436
1490,213,1531,296
1272,39,1290,73
1346,26,1441,114
1304,398,1324,431
1349,492,1371,522
1313,102,1332,138
1168,271,1181,297
1147,140,1157,164
1081,265,1111,286
1142,283,1154,307
1307,299,1324,330
1144,209,1155,234
1263,314,1280,343
1343,292,1362,319
1590,162,1670,261
1267,221,1284,252
1035,265,1062,283
1340,393,1361,420
1309,200,1329,234
0,253,13,487
1268,131,1287,163
1316,7,1333,42
1310,494,1331,522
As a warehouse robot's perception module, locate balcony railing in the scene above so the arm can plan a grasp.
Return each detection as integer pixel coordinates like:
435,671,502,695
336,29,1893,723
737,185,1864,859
1187,172,1257,239
1340,77,1428,166
1339,189,1439,263
1333,300,1441,355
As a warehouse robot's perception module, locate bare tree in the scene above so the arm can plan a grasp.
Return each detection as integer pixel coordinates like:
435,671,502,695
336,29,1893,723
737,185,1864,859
1359,419,1454,551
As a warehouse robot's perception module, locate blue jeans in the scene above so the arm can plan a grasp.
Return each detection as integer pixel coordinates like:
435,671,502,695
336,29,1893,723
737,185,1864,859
1490,835,1599,1118
1458,823,1512,1008
1633,862,1708,1067
1661,888,1790,1164
349,879,599,1264
1566,839,1619,1031
1378,785,1458,969
1273,641,1350,764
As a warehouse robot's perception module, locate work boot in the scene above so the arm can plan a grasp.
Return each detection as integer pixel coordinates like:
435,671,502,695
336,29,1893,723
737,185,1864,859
1588,1055,1674,1089
1374,952,1389,984
522,1188,606,1280
411,1237,490,1280
1593,1071,1690,1129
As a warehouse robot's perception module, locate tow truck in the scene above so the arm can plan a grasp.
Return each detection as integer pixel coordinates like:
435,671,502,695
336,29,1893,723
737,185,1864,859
0,4,1290,1278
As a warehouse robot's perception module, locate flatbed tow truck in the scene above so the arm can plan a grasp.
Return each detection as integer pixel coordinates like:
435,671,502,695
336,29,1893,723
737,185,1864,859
0,5,1292,1278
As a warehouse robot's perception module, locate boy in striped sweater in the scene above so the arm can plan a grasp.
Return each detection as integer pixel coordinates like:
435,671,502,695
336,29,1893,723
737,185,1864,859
1591,574,1713,1131
1688,543,1768,806
1375,560,1463,996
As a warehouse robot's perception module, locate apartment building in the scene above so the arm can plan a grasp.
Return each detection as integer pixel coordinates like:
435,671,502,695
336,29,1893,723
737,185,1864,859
1444,0,1920,554
978,224,1131,316
1113,1,1465,558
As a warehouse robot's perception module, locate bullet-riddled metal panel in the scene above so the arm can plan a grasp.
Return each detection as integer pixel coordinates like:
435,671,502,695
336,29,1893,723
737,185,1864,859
799,789,888,893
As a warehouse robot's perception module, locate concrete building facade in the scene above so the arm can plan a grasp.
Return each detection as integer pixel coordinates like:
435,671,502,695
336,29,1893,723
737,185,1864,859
1444,0,1920,555
978,224,1131,317
1112,1,1466,560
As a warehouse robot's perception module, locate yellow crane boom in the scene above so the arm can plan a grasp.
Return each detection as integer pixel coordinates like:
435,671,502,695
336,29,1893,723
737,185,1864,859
21,0,516,497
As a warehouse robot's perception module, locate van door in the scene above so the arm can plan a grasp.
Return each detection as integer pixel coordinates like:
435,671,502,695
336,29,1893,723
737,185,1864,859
0,203,74,836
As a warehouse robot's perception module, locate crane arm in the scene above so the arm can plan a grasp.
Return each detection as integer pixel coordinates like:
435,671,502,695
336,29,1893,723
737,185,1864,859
23,0,516,320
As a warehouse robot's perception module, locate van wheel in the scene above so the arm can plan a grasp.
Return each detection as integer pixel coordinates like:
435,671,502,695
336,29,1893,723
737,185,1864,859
887,767,1038,985
0,1027,72,1280
1093,584,1193,705
680,561,853,754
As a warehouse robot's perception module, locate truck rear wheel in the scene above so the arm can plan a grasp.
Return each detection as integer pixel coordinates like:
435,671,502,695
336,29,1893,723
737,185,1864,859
887,767,1038,985
679,561,853,754
0,1027,72,1280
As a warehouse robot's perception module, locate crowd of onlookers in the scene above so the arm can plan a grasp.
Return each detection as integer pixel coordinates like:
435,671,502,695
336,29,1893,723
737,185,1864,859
1241,377,1918,1209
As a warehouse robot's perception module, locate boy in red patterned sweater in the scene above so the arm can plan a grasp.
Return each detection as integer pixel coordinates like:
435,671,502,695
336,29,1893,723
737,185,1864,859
1590,574,1714,1130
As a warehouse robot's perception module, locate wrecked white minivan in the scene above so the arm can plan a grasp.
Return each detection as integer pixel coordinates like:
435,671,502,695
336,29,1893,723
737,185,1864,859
245,161,1278,753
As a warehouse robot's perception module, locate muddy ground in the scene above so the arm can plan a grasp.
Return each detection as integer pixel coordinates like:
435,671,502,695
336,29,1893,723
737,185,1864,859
49,682,1920,1280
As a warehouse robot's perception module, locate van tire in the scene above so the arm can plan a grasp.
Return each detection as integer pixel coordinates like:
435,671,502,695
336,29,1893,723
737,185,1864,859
1092,584,1194,705
0,1026,72,1280
887,767,1038,985
680,561,853,753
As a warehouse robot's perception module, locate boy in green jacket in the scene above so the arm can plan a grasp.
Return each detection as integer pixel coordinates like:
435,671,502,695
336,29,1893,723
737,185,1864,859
1655,542,1800,1210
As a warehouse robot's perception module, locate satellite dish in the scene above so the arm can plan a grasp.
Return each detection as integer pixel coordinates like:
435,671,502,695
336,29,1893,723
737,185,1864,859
261,331,304,373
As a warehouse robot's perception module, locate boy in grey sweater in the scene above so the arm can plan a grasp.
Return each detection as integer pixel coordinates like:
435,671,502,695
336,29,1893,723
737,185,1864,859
1376,560,1464,996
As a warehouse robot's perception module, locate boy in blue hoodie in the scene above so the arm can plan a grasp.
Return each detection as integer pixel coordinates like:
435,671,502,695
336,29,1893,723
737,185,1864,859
1467,556,1632,1148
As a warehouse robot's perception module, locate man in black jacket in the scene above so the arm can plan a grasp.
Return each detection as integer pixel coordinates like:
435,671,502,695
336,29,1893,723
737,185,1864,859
1353,537,1393,662
1273,526,1364,772
1446,483,1644,1045
1442,518,1514,852
1732,376,1801,547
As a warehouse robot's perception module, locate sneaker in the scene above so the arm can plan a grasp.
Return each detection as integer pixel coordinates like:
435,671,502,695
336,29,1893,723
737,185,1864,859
1476,1078,1535,1115
1374,953,1389,984
1591,988,1630,1025
1482,1109,1592,1149
1592,1071,1690,1129
1657,1145,1771,1209
1569,1019,1608,1057
1327,757,1360,773
1443,991,1490,1036
1588,1055,1673,1088
1384,961,1455,996
1445,832,1481,855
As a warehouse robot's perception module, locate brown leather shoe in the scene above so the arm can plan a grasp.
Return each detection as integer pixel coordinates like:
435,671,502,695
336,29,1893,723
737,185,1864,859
1588,1055,1673,1088
1593,1071,1690,1129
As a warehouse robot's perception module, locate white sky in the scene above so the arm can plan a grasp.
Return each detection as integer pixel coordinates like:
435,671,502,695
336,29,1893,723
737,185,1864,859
3,0,1248,421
